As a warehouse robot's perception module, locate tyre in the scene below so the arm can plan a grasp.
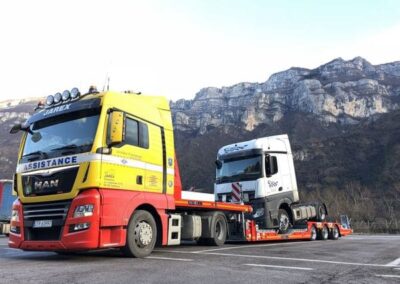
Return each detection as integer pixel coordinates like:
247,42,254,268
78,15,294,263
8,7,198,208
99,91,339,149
315,203,327,222
318,225,329,240
122,210,157,258
198,212,227,246
209,212,227,246
278,209,291,234
329,225,339,240
309,225,317,241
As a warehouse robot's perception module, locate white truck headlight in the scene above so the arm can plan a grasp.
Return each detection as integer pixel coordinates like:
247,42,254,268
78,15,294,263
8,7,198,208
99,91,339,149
73,204,94,218
253,208,265,218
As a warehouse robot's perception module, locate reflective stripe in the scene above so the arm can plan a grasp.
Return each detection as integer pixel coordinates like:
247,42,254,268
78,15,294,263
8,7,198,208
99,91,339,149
16,153,174,175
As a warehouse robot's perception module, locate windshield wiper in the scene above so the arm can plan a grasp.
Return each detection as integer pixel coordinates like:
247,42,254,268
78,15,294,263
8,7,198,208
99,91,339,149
22,151,48,161
51,143,92,155
51,144,79,151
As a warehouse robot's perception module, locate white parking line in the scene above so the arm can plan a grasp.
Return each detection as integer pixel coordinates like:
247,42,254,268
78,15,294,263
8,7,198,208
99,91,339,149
386,257,400,267
244,263,313,271
191,241,314,253
204,252,399,268
375,274,400,278
157,249,396,268
146,256,193,262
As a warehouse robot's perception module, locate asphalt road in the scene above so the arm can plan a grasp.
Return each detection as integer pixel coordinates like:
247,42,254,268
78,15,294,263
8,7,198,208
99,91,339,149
0,234,399,284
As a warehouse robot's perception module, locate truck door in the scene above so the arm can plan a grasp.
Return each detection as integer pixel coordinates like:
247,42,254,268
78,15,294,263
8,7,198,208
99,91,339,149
264,154,283,194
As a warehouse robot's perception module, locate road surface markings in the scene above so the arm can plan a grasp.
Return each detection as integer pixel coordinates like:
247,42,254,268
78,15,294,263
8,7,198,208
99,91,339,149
156,250,398,268
244,263,313,271
375,274,400,278
347,236,400,240
386,257,400,267
146,256,193,262
202,252,399,268
190,241,313,253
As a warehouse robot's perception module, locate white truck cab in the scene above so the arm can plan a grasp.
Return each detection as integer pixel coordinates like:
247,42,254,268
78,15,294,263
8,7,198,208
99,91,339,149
215,135,319,232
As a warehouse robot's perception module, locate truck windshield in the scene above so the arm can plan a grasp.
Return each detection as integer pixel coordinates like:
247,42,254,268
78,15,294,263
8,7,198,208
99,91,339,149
21,110,100,163
216,155,262,184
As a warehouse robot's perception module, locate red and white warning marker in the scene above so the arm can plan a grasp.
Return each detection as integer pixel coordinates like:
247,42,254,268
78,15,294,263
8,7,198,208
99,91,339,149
231,182,242,203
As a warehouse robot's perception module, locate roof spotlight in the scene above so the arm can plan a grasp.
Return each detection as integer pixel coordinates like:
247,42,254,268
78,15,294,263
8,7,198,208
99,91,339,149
46,95,54,106
71,87,80,99
54,92,62,104
62,90,70,101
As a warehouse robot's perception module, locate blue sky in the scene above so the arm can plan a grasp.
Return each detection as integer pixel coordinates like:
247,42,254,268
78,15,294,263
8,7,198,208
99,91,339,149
0,0,399,102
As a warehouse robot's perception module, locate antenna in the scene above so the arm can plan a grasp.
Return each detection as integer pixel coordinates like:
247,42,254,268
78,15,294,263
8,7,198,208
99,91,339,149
102,61,112,91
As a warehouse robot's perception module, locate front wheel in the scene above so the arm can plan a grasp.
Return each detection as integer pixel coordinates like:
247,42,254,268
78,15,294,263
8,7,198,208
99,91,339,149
309,225,317,241
122,210,157,258
278,209,291,234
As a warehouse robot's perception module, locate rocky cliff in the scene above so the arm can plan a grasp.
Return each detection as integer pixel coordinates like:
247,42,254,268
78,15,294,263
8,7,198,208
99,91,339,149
171,57,400,134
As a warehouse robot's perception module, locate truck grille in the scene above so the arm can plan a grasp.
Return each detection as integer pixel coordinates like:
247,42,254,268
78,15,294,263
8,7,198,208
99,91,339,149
23,201,71,241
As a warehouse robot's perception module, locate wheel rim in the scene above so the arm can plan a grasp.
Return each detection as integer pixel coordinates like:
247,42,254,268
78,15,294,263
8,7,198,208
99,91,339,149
323,227,328,238
215,220,223,240
311,227,316,240
280,214,290,232
134,221,153,248
334,227,339,238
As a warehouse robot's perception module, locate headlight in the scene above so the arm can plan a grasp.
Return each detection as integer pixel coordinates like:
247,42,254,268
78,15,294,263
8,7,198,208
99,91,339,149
11,209,19,222
73,204,94,218
253,208,264,218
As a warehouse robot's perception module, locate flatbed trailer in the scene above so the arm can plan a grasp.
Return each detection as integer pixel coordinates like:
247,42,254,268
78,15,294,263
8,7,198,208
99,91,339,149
173,164,352,243
175,195,352,243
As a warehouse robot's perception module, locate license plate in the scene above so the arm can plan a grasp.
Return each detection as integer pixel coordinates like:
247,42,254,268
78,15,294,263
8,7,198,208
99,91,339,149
33,220,52,228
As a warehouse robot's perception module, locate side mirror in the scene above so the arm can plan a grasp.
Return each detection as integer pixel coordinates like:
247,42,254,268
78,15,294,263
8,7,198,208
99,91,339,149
10,124,22,134
215,160,222,169
108,111,124,146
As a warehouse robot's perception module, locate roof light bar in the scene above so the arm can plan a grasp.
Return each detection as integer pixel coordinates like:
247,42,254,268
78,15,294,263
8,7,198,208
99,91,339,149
43,88,81,108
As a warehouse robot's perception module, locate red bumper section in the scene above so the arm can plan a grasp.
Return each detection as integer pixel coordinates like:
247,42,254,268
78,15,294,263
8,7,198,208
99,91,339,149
9,189,106,251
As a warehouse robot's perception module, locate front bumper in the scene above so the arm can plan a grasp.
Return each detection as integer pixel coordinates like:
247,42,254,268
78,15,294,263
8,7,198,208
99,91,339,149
9,189,101,251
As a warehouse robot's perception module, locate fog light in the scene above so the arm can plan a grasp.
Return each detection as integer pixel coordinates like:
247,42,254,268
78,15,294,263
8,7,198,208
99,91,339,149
69,222,90,232
10,226,20,234
73,204,94,217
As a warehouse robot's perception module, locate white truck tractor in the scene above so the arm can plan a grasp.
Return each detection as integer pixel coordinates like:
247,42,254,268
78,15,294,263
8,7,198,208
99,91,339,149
215,134,327,233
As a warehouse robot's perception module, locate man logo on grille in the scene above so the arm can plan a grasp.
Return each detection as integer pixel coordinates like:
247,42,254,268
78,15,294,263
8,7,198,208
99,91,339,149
231,182,242,203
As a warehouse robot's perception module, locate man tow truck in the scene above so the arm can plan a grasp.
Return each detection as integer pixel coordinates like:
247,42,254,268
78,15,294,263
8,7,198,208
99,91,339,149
9,87,352,257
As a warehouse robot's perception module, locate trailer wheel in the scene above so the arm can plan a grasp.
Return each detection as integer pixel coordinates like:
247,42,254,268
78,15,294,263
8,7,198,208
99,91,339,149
198,212,227,246
318,225,329,240
122,210,157,258
278,209,291,234
209,212,227,246
329,225,339,240
309,225,317,241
